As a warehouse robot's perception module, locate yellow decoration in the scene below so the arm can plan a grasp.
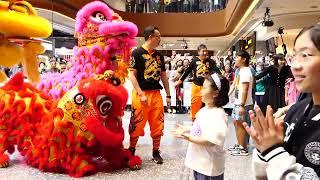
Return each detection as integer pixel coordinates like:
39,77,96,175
0,1,52,38
0,0,52,82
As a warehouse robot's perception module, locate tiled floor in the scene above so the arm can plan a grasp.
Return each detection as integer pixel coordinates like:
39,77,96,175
0,112,255,180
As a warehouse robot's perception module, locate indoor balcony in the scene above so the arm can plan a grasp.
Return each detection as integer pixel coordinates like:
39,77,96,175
28,0,257,37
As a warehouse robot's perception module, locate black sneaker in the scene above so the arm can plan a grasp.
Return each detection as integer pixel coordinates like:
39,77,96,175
129,147,136,156
152,150,163,164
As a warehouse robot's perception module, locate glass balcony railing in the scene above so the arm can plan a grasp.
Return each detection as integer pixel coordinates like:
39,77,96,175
125,0,228,13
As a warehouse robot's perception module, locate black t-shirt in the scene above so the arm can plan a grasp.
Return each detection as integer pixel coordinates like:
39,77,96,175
179,57,220,86
284,97,320,176
129,46,165,90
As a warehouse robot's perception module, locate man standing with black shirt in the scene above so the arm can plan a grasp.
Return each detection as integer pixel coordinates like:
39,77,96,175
174,44,220,121
128,26,171,164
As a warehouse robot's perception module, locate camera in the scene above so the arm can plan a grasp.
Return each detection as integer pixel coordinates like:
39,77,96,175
262,7,274,27
181,42,188,49
262,20,274,27
278,27,284,35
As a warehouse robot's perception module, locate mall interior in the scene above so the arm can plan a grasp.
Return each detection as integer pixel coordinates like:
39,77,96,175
0,0,320,179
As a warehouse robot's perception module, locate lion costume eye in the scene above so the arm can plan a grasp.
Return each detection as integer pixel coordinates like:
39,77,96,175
92,12,106,22
96,95,112,117
111,77,121,86
74,93,86,105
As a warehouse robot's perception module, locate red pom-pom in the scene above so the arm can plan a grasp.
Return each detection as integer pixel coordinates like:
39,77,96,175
0,154,9,168
128,155,142,170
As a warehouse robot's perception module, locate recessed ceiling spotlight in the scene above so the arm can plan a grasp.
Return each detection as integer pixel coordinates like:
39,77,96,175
310,5,318,9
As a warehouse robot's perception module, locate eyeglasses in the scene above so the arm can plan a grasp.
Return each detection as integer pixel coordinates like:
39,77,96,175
287,51,318,66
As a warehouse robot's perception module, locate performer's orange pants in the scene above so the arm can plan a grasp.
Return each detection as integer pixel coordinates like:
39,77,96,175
190,83,203,121
129,90,164,150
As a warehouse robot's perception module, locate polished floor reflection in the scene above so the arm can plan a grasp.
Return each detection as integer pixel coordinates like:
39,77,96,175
0,112,255,180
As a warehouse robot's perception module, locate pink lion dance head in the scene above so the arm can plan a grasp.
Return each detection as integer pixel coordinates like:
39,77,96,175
38,1,138,99
75,1,138,59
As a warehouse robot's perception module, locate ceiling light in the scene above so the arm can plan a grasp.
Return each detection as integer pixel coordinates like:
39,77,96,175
231,0,260,35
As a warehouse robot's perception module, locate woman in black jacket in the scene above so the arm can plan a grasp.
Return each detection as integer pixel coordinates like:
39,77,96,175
255,53,293,113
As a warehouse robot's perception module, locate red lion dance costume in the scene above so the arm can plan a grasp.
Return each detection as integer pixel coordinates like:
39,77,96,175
0,72,142,177
0,1,142,177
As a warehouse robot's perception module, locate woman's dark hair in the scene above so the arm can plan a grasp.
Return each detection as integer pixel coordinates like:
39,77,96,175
197,44,207,51
272,53,285,67
236,50,250,66
206,74,230,107
224,63,233,73
175,59,183,70
183,59,190,63
143,25,159,41
294,24,320,51
39,62,46,67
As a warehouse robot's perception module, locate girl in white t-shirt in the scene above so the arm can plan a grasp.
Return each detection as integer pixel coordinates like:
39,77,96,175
173,73,230,180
